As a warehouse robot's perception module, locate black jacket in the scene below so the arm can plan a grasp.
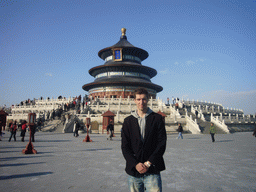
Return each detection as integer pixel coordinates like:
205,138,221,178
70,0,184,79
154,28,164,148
121,112,167,176
177,125,183,132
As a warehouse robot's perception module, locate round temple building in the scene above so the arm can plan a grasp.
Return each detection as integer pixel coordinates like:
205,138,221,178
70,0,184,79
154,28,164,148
82,28,163,99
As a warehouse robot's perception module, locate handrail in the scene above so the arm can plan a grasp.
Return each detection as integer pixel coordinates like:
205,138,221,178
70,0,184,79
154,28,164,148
211,113,230,133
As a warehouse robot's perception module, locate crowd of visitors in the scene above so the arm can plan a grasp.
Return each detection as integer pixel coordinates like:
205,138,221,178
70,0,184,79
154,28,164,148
5,95,91,142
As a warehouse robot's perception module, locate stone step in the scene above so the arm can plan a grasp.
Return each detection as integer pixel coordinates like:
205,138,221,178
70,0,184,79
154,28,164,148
41,119,61,132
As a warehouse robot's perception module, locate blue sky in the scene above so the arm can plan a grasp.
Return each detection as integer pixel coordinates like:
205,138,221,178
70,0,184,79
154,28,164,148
1,0,255,115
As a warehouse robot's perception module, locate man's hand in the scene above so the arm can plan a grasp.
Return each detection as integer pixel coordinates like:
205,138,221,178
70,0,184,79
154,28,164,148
135,163,148,174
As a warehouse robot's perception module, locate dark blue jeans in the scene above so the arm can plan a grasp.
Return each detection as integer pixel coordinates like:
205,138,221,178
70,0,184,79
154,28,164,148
9,131,16,141
210,133,215,142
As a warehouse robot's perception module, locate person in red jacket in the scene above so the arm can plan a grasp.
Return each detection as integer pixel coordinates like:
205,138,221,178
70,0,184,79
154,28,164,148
9,120,17,142
21,120,27,142
121,88,167,192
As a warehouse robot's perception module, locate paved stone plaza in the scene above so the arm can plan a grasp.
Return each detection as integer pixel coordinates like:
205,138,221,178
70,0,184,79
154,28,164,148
0,131,255,192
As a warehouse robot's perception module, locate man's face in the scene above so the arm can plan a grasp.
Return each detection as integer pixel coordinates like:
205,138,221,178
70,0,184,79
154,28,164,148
134,94,148,112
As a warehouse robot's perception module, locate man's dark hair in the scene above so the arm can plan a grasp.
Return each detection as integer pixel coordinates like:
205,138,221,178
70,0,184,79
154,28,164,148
133,88,149,99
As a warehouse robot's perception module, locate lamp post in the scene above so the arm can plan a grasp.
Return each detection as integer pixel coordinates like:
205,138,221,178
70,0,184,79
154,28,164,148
83,117,92,142
22,113,37,154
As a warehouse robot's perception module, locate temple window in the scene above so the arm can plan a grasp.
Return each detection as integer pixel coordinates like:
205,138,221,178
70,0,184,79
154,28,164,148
104,54,141,63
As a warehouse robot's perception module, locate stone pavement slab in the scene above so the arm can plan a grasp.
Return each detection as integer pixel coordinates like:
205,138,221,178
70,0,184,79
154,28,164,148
0,132,255,192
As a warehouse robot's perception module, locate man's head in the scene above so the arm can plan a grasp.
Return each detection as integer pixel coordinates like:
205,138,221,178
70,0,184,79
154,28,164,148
134,88,149,113
133,88,149,99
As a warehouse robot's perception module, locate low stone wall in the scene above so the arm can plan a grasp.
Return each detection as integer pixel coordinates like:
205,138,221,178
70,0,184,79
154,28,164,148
227,124,255,133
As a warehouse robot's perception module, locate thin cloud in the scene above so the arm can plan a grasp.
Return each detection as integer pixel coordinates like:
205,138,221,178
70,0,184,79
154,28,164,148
186,60,195,65
176,58,205,66
45,73,53,77
159,68,170,75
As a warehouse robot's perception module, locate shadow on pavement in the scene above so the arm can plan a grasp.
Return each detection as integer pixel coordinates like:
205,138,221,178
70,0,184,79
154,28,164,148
0,162,45,167
0,172,53,180
35,140,72,142
81,148,113,152
216,140,233,142
0,155,53,161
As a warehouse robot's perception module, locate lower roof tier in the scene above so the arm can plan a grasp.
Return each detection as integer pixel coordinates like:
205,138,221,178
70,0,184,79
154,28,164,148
88,86,157,99
82,81,163,93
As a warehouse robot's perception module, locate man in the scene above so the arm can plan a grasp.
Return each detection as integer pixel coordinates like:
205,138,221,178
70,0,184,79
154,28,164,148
121,88,167,192
21,120,27,142
195,110,198,118
177,123,183,139
9,121,17,142
73,121,80,137
253,128,256,137
210,123,216,142
107,121,114,140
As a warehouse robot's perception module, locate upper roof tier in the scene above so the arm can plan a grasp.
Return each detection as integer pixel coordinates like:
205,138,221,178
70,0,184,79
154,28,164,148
98,28,149,63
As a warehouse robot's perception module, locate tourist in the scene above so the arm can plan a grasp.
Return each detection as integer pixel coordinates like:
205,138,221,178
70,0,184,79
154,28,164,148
73,120,80,137
177,123,183,139
21,120,27,142
121,88,167,192
253,128,256,137
61,114,66,125
46,111,50,120
210,123,216,142
18,121,22,131
64,103,67,111
9,120,17,142
106,121,114,140
37,119,42,131
175,102,179,110
195,110,198,118
8,121,12,131
51,110,55,120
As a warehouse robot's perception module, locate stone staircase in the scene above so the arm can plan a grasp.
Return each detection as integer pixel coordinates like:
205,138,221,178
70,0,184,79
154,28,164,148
41,119,62,132
54,122,65,133
193,114,226,134
177,106,228,134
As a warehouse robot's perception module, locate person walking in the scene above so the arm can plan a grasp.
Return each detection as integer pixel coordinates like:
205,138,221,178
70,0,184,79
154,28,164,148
210,123,216,142
195,110,198,118
175,102,179,110
252,128,256,137
106,121,114,140
9,121,17,142
121,88,167,192
177,123,183,139
21,121,27,142
73,121,80,137
37,119,42,131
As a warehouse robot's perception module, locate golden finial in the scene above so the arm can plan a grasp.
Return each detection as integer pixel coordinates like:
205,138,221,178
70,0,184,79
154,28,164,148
121,28,126,36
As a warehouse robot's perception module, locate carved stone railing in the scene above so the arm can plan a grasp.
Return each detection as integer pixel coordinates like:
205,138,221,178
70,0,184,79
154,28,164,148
185,115,201,134
211,113,230,133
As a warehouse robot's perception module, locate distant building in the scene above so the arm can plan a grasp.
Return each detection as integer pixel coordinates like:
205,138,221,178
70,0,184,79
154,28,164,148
82,28,163,99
